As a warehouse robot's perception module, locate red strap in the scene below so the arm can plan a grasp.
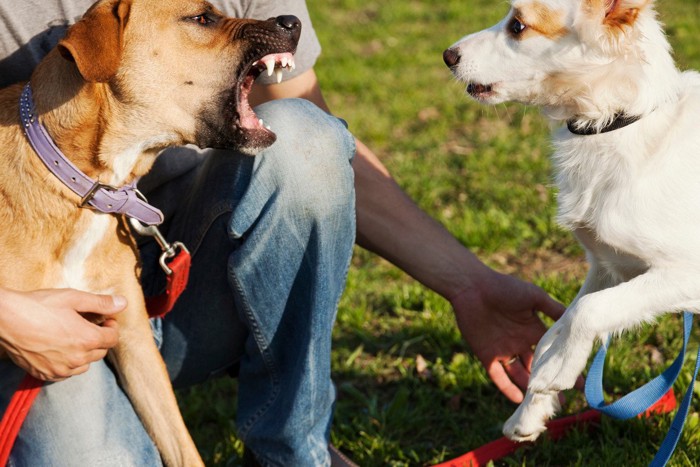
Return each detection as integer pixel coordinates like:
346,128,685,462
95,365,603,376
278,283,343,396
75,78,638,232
431,389,677,467
0,374,43,466
145,248,192,318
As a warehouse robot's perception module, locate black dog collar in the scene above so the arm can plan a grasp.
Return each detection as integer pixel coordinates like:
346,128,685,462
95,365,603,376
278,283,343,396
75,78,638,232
567,113,642,135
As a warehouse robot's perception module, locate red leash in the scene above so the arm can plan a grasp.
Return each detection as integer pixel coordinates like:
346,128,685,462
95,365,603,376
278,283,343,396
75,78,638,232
432,389,677,467
0,374,43,465
0,238,190,466
145,246,192,319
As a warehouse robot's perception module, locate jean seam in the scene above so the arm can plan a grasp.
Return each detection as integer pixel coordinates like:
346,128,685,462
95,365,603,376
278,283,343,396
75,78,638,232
185,200,235,257
228,266,281,440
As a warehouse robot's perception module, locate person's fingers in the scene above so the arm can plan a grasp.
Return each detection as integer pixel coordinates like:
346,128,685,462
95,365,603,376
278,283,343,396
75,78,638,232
28,363,87,382
533,288,566,321
83,347,110,364
97,318,120,347
69,363,92,377
519,351,534,372
68,291,127,315
503,356,530,392
488,360,524,404
29,370,67,383
101,318,119,329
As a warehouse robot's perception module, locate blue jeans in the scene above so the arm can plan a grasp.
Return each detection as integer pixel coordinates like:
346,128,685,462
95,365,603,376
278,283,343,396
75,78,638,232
0,98,356,466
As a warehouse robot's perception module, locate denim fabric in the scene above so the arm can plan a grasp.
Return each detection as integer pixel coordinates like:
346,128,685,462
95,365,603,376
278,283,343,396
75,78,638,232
0,98,356,466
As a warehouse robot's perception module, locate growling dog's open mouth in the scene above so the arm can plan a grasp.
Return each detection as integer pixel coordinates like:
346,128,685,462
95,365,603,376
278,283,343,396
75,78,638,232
198,15,301,153
236,52,296,136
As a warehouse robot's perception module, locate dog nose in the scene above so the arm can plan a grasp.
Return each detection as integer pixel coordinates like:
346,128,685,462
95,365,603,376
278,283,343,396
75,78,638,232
276,15,301,31
443,48,461,68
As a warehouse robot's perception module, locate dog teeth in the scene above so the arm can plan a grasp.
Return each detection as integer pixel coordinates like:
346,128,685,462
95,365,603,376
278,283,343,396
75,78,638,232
265,58,275,76
258,119,272,131
256,54,296,81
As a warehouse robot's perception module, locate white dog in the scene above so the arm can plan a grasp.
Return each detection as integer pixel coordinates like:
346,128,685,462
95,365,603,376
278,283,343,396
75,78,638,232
444,0,700,442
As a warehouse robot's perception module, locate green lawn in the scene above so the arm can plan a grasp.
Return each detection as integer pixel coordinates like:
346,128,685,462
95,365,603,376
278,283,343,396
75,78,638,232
178,1,700,465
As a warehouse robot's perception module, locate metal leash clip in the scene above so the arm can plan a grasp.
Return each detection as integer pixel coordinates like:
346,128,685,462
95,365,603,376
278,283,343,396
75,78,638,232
129,217,189,275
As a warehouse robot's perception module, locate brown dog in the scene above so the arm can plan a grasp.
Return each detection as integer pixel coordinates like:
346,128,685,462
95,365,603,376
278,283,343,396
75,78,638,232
0,0,300,464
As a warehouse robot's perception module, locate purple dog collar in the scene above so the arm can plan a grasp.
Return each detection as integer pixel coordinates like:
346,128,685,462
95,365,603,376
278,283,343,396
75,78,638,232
19,83,164,225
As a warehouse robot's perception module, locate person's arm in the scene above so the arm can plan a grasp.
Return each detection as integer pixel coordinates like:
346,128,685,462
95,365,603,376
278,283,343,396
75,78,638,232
0,287,124,381
250,70,565,403
351,139,565,403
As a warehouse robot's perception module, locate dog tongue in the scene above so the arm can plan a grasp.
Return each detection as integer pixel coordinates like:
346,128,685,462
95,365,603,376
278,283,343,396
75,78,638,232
238,74,260,129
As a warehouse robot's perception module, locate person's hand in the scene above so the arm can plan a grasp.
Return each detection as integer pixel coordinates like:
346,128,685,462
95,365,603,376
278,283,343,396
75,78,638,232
450,269,566,403
0,288,125,381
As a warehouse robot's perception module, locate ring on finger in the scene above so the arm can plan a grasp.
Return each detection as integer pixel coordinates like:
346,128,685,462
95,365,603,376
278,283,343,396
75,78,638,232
504,356,519,366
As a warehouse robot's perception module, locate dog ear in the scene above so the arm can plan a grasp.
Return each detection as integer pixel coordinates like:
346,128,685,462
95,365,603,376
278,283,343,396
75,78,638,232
57,0,132,83
601,0,649,30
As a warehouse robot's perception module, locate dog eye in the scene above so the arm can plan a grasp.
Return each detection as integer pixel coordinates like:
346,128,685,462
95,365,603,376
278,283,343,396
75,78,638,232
189,13,215,25
508,17,527,36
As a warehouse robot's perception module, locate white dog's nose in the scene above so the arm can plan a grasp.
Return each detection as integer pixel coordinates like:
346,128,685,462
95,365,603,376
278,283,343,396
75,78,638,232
443,47,461,68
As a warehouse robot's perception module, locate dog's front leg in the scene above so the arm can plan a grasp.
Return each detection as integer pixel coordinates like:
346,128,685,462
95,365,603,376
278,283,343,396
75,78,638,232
504,266,700,441
108,287,204,467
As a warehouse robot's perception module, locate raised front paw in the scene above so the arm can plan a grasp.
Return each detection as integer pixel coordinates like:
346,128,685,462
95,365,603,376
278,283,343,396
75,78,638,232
529,317,592,393
502,391,560,442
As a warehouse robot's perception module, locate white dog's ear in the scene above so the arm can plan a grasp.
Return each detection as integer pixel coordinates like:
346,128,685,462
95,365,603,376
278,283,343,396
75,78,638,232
602,0,648,30
580,0,649,29
58,0,132,83
577,0,650,52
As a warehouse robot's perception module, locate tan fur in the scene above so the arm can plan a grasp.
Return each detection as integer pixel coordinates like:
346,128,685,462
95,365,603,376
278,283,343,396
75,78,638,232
515,3,569,40
58,0,131,83
0,0,300,464
605,6,640,29
584,0,649,31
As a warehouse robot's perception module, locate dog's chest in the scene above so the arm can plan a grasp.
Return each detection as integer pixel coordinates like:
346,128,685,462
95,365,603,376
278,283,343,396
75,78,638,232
553,140,656,258
59,214,112,290
553,125,700,272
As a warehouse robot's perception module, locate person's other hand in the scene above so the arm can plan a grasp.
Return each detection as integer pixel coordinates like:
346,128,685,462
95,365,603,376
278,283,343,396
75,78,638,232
450,270,565,403
0,288,125,381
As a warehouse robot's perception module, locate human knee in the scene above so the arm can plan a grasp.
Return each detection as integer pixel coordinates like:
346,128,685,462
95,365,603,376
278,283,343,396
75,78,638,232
254,98,356,216
10,362,161,466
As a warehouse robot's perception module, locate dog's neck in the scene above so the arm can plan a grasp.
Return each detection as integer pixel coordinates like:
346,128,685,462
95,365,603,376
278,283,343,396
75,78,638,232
544,12,683,131
29,50,167,187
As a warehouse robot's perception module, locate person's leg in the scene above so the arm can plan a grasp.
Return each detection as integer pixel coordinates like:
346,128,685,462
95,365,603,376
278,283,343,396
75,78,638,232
143,98,356,466
0,359,162,467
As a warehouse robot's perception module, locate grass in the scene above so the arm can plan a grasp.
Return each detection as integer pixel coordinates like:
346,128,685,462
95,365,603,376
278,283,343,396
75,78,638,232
177,0,700,465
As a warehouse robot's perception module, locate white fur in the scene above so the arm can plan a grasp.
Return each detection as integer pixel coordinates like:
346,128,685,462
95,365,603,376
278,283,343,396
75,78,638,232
60,214,111,290
110,146,143,186
109,136,172,185
447,0,700,441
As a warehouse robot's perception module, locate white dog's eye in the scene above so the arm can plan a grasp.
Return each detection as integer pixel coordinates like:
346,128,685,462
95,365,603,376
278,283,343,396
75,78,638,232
508,17,527,36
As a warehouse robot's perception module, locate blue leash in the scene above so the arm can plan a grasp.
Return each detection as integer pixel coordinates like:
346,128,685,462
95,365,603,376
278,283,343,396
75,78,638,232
585,311,700,466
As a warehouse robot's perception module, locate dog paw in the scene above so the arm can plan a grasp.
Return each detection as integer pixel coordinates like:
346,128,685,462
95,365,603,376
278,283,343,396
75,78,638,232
503,391,560,442
529,319,592,392
532,319,564,365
